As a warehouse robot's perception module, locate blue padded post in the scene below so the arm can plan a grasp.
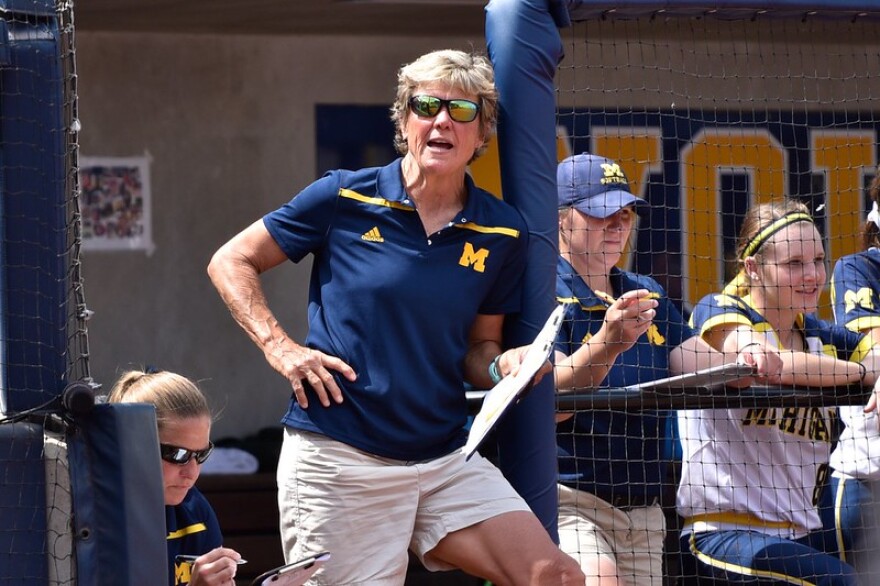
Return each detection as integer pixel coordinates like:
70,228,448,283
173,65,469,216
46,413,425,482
485,0,566,539
67,403,167,586
0,0,68,411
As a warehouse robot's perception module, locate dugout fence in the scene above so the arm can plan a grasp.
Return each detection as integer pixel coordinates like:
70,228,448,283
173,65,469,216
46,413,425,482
2,0,880,584
0,1,166,584
550,1,880,583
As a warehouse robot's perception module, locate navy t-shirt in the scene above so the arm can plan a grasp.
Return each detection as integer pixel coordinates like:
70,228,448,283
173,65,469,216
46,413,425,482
166,488,223,586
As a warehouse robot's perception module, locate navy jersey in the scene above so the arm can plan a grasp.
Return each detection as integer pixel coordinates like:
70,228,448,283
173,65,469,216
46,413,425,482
554,258,694,501
167,488,223,586
830,250,880,480
831,248,880,332
264,159,528,460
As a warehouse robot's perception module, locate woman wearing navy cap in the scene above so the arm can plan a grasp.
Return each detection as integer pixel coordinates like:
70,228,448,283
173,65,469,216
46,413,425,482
553,153,781,585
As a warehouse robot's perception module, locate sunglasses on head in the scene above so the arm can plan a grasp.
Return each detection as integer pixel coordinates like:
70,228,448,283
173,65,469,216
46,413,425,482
160,441,214,465
408,95,480,123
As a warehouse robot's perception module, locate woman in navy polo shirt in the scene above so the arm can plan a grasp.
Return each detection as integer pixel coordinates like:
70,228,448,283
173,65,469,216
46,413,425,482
207,49,584,585
109,369,241,586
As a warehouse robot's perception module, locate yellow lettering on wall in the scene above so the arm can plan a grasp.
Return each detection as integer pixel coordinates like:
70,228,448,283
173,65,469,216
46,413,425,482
469,135,503,198
469,126,573,200
811,130,876,316
593,127,663,199
592,128,663,270
681,129,787,305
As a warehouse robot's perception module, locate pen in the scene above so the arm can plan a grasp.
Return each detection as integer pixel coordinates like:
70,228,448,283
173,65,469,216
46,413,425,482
175,555,248,565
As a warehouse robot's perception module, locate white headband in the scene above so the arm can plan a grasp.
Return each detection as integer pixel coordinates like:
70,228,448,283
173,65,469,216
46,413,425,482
868,201,880,228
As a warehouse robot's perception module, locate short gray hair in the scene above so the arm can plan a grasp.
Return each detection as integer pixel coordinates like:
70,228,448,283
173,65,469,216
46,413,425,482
390,49,498,163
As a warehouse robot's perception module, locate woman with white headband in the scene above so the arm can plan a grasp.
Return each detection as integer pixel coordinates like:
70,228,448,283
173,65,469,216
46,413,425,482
828,173,880,574
677,198,880,585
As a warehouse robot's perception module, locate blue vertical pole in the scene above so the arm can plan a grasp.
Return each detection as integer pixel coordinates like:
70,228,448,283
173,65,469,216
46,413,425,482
485,0,567,539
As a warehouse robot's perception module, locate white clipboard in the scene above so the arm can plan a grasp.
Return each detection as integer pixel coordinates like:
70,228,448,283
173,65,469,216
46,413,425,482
623,362,756,393
250,552,330,586
462,304,566,460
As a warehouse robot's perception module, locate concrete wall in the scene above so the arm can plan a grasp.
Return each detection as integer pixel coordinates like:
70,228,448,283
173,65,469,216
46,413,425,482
76,33,482,439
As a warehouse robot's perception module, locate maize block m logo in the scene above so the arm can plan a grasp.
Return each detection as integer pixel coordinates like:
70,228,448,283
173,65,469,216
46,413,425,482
600,162,627,186
844,287,874,313
459,242,489,273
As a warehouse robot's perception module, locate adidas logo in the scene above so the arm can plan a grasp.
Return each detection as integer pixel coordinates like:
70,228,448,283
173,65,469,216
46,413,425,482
361,227,384,243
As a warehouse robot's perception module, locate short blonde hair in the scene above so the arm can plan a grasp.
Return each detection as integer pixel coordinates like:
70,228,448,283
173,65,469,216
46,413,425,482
390,49,498,162
108,369,211,431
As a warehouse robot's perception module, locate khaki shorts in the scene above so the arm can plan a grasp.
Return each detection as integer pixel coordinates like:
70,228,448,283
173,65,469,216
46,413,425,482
277,428,531,585
558,483,666,586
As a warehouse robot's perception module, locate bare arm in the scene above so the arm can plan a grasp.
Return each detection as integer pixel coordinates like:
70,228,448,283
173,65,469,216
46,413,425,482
465,313,553,390
207,220,355,408
669,335,782,387
465,314,505,389
554,289,657,394
703,324,864,388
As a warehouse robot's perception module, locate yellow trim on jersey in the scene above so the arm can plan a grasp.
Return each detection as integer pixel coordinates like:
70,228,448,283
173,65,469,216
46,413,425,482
454,222,519,238
339,188,414,211
167,523,207,540
685,512,805,532
849,334,876,364
834,477,848,564
556,296,608,313
688,533,817,586
698,313,753,337
847,315,880,334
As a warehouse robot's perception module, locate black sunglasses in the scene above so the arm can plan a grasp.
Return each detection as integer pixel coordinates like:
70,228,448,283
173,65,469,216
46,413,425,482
160,441,214,465
408,95,480,123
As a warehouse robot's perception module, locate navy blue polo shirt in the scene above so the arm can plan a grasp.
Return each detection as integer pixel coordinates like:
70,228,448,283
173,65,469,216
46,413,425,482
167,488,223,586
554,259,694,501
264,159,527,460
832,248,880,332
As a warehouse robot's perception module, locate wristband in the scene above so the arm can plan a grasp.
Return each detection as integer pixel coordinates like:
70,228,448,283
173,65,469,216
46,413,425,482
858,362,868,384
488,355,503,384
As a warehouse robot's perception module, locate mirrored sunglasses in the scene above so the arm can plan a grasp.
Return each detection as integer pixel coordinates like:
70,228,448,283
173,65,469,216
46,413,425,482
160,441,214,465
408,95,480,123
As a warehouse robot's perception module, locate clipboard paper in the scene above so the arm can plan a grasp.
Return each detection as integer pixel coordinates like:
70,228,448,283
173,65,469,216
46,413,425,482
462,304,566,459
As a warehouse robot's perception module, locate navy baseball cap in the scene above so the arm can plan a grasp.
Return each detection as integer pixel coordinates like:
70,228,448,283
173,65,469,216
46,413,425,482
557,153,648,218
